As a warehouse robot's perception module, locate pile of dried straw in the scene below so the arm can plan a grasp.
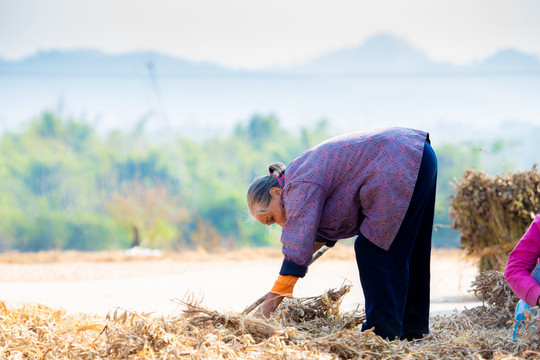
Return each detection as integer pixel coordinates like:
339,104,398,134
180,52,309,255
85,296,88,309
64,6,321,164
450,168,540,271
1,272,539,359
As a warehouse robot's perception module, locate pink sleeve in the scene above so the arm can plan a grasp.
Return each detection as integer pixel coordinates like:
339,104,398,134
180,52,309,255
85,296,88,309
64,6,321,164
504,215,540,306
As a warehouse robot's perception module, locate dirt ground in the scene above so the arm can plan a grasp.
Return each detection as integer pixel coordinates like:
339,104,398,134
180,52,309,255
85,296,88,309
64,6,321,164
0,247,481,317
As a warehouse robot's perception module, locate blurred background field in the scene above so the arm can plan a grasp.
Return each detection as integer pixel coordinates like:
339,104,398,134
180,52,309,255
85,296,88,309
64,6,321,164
0,108,538,255
1,3,540,255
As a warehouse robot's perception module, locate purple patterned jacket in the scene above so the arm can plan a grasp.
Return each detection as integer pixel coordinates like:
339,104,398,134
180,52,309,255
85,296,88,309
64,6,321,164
279,127,429,277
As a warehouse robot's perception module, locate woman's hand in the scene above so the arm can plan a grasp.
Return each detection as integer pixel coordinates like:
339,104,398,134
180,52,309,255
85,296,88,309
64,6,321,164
254,292,284,318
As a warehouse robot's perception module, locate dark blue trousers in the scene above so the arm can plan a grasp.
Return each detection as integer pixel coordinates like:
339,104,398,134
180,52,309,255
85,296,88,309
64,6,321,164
355,141,437,340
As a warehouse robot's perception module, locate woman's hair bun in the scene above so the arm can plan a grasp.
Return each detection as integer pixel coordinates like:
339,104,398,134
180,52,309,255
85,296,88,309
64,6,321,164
268,162,286,177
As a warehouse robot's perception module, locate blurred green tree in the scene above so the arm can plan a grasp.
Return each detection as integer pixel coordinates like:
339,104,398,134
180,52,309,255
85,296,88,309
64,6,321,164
106,181,189,249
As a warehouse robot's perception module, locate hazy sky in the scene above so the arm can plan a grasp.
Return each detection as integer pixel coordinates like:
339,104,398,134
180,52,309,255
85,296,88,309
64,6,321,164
1,0,539,69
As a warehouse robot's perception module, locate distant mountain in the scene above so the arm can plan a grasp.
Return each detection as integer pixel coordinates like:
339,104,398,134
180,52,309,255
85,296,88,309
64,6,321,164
464,49,540,74
277,34,455,75
279,34,540,75
1,34,539,77
0,50,240,77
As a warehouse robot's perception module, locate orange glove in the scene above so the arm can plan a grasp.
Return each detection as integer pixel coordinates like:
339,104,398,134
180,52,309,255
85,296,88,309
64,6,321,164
270,275,299,298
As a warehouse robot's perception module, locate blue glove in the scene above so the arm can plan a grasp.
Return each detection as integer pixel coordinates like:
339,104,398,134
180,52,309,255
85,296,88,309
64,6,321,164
513,263,540,338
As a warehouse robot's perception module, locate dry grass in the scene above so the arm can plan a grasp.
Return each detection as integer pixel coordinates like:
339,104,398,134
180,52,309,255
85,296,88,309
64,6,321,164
450,168,540,272
0,244,465,265
1,233,485,266
0,270,538,359
0,248,278,264
0,243,357,264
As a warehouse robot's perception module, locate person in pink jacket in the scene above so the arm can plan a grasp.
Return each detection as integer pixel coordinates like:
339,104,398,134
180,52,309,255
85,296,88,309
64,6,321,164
504,215,540,308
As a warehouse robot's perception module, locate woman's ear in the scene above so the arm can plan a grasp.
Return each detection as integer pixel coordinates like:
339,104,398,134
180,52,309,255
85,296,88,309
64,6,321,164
269,187,282,198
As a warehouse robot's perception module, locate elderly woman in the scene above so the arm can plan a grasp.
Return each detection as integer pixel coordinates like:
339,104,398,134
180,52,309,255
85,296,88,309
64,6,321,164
246,127,437,340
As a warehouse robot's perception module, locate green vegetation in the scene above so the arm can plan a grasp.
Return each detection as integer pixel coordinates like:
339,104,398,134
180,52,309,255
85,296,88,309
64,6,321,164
0,111,528,252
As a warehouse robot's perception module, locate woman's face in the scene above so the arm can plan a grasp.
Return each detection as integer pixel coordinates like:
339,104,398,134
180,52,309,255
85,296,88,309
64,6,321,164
252,187,287,227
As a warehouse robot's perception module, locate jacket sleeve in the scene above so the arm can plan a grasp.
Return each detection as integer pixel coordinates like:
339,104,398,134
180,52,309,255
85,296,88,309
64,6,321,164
504,215,540,306
279,181,325,278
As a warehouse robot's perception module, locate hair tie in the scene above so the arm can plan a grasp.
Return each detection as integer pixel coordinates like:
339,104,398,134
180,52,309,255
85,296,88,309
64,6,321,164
270,173,284,189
